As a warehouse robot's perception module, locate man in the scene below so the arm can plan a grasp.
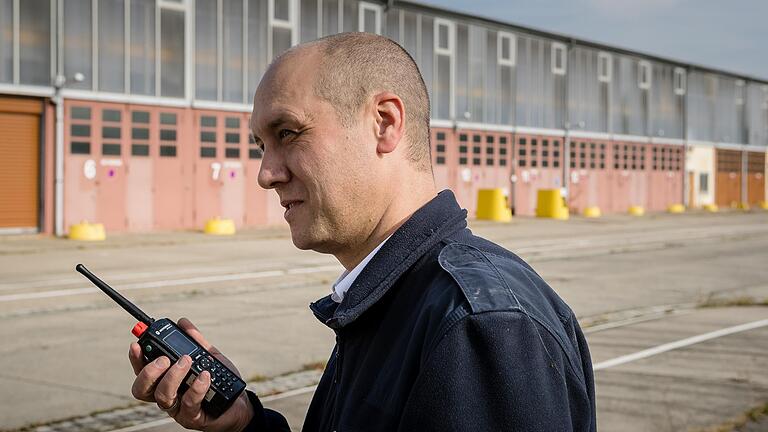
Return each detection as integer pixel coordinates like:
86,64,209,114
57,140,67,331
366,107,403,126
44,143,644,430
128,32,596,431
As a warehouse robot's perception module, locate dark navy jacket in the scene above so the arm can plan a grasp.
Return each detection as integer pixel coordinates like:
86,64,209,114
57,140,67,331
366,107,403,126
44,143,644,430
246,190,596,431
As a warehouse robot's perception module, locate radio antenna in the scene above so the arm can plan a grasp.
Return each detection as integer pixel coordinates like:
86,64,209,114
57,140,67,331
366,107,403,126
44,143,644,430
76,264,154,324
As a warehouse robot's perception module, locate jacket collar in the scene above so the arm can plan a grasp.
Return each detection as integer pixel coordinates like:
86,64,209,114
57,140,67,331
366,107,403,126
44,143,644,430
310,190,468,329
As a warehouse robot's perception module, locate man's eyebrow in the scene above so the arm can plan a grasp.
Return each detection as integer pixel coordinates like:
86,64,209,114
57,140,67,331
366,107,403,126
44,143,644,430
267,113,301,131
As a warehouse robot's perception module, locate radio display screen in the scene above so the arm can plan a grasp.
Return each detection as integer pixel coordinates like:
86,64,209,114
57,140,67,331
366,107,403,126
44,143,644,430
163,330,198,356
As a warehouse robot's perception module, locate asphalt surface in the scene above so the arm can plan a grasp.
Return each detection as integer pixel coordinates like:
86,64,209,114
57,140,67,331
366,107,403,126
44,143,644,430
1,210,767,431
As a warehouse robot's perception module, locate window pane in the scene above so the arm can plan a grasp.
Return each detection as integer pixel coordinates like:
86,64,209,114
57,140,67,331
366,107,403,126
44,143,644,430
131,0,156,95
402,12,416,59
272,27,292,59
195,0,217,100
385,9,398,41
223,0,244,102
99,0,125,92
363,9,376,33
436,55,450,119
160,9,185,97
160,112,177,124
132,110,150,123
201,115,216,127
274,0,290,21
0,0,11,83
300,0,318,42
102,109,121,122
455,24,468,121
343,0,357,32
501,36,509,61
248,0,268,102
420,16,433,105
225,117,240,128
438,24,448,50
19,0,50,85
322,0,338,36
64,0,92,89
72,107,91,119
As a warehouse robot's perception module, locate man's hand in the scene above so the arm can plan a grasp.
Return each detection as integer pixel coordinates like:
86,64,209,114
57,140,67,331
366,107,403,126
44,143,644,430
128,318,255,431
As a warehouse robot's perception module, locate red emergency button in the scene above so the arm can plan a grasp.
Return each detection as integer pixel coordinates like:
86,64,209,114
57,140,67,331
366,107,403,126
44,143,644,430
132,322,148,337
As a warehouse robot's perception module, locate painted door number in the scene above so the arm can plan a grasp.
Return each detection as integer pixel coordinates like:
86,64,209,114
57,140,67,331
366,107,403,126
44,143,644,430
211,162,222,181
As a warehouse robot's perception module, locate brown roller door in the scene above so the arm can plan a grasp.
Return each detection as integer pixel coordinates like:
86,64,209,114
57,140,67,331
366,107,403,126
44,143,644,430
747,152,765,204
715,149,741,207
0,97,42,229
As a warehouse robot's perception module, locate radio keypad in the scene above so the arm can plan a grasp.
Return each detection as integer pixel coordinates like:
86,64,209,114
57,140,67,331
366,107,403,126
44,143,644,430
191,353,242,397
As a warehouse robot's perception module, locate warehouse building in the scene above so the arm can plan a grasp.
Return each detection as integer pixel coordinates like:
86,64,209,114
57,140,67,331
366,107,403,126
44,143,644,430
0,0,766,234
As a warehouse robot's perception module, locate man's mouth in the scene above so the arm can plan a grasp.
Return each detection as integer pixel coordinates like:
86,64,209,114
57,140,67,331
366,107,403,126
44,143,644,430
281,200,304,218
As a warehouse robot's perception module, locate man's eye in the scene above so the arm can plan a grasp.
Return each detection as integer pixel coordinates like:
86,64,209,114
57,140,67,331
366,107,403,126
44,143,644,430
278,129,295,139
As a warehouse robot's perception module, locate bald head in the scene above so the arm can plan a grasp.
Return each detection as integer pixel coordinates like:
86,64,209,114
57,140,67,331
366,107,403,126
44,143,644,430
272,33,432,172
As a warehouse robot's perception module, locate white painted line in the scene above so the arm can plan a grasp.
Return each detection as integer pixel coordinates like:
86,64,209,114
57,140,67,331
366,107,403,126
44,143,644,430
260,384,318,402
593,318,768,371
105,385,320,432
0,265,342,303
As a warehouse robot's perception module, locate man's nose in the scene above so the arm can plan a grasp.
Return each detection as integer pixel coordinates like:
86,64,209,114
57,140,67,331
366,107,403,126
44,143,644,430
257,148,290,189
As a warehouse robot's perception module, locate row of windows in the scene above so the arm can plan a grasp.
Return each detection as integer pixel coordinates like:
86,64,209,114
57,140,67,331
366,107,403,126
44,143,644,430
68,107,265,160
429,133,688,171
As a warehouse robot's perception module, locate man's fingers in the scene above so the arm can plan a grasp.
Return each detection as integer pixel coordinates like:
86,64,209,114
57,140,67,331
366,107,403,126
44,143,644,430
128,342,145,376
176,371,211,429
177,317,213,351
154,355,192,410
132,356,170,402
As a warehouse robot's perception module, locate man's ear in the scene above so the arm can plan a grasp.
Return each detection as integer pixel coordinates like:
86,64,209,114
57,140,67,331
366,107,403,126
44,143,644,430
372,92,405,155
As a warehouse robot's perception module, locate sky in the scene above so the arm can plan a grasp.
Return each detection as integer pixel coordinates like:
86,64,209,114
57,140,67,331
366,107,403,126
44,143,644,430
422,0,768,80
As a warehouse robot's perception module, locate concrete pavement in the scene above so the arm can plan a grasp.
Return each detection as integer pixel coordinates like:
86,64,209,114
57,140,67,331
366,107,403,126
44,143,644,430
1,211,767,431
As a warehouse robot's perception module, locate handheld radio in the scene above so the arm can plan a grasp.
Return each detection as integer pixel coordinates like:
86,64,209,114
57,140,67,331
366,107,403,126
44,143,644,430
76,264,246,418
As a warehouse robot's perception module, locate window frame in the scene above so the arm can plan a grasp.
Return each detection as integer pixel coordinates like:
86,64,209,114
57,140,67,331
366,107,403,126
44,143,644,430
433,17,456,120
268,0,298,60
597,51,611,83
638,60,652,90
735,79,745,106
497,31,516,67
673,67,686,95
358,1,382,34
551,42,567,75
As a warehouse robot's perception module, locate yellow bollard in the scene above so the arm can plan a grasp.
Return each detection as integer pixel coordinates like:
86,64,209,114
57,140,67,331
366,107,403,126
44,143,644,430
583,206,601,218
703,203,719,212
204,217,236,235
759,201,768,210
476,189,512,222
736,202,750,211
68,221,106,241
628,205,645,216
536,189,569,220
667,203,685,214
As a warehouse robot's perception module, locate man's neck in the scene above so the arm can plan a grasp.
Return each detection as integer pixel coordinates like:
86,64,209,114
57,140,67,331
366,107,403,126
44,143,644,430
336,184,437,270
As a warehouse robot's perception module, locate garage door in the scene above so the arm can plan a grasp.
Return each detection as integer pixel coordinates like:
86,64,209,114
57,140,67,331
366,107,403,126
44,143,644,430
0,97,42,230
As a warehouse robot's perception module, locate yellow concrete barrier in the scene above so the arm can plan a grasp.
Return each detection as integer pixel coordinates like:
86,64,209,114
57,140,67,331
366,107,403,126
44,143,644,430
759,201,768,210
536,189,569,220
476,189,512,222
68,221,106,241
204,217,236,235
703,203,719,212
628,205,645,216
668,203,685,214
583,206,601,218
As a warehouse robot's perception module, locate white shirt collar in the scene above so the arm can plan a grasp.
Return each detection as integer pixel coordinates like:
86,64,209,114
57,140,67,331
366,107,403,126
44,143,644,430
331,236,391,303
